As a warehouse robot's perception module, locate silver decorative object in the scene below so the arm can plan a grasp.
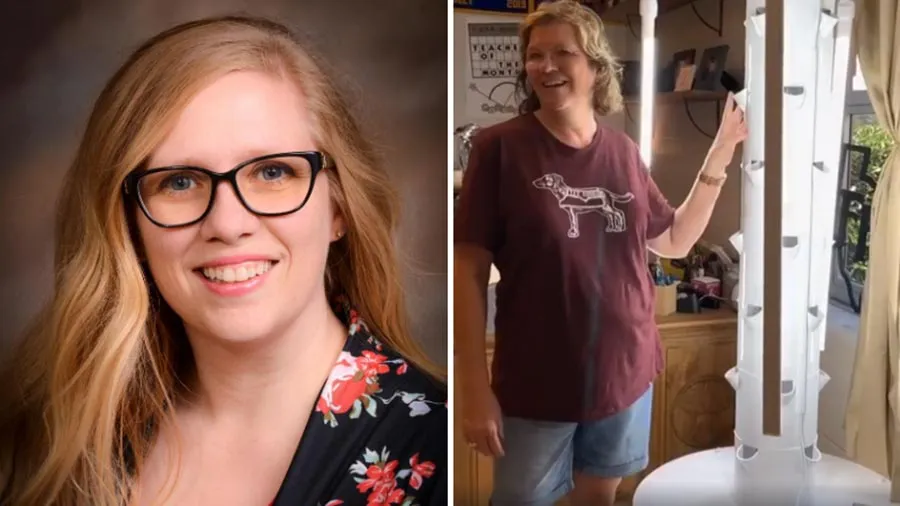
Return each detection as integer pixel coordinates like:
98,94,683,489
453,123,480,173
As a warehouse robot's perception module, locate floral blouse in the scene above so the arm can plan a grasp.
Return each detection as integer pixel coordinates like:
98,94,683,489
270,296,447,505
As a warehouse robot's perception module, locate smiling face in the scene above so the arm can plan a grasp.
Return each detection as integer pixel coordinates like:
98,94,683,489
524,21,597,113
135,70,342,344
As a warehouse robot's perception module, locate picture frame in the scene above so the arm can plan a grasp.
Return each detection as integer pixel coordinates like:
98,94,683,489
675,64,697,92
693,44,730,91
659,49,696,92
670,49,697,91
672,48,697,68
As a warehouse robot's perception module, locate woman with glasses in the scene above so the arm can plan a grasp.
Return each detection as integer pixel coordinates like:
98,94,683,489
455,1,745,505
0,16,446,506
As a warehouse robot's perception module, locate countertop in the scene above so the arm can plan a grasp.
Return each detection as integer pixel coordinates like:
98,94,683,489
480,307,738,350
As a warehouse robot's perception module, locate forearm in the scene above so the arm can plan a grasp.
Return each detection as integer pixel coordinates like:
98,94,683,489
453,258,491,391
668,151,728,254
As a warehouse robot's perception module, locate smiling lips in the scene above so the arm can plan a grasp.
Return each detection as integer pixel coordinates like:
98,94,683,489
542,79,568,88
201,260,273,283
195,257,277,297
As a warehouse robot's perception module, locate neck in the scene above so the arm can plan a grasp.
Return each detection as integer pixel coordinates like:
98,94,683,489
535,104,597,148
181,291,346,427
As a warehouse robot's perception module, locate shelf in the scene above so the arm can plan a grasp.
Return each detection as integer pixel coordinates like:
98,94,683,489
623,90,727,104
622,90,726,138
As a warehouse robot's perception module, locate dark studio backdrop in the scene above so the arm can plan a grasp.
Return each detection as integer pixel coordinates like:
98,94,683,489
0,1,448,366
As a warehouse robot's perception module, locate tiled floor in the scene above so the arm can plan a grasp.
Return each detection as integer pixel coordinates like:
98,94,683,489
817,302,861,458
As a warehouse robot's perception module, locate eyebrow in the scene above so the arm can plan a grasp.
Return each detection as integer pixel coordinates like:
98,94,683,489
148,148,305,169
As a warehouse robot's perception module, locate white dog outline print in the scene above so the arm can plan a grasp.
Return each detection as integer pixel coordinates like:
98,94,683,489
532,173,634,238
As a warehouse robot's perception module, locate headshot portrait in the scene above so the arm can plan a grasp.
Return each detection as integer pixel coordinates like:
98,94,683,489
0,2,447,505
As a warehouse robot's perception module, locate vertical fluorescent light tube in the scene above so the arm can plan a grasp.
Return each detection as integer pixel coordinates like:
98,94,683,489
639,0,658,168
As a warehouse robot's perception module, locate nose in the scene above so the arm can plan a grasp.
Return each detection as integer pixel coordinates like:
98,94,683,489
537,54,557,73
198,181,260,244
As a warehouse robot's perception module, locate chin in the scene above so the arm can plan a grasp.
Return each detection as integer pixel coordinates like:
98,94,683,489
536,93,570,111
191,308,286,345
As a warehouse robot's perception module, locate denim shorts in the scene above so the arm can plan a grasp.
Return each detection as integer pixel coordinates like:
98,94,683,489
490,384,653,506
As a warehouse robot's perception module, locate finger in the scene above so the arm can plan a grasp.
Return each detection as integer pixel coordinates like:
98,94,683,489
722,93,735,118
487,428,505,457
470,435,490,456
729,107,745,129
466,427,496,456
462,426,483,444
463,430,486,453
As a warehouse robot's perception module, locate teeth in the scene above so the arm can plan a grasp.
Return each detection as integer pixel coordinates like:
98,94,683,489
201,261,273,283
545,81,566,86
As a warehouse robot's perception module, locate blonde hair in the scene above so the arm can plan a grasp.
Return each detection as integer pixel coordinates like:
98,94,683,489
516,0,624,116
0,16,443,506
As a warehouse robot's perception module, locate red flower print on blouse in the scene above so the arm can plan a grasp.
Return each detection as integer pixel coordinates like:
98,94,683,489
316,350,391,426
269,297,446,505
349,447,439,506
316,347,426,427
406,454,436,490
357,350,391,378
352,452,405,505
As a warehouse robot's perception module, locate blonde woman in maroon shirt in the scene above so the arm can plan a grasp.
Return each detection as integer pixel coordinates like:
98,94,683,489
455,1,747,505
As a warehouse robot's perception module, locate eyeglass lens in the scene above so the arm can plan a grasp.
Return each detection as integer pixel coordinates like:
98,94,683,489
137,155,313,226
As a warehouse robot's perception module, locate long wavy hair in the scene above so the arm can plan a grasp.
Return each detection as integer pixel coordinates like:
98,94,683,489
516,0,624,116
0,16,443,506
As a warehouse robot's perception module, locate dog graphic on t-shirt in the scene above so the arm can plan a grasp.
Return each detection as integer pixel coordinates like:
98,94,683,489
532,173,634,238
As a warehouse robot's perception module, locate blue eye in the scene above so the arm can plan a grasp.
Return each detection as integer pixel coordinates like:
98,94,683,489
261,165,286,180
162,173,196,192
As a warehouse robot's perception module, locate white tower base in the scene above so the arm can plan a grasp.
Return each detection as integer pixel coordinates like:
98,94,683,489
633,447,894,506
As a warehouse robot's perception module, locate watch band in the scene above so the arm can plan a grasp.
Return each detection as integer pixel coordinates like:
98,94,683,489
698,172,727,187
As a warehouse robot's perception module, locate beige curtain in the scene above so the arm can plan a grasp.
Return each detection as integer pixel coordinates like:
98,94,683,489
844,0,900,499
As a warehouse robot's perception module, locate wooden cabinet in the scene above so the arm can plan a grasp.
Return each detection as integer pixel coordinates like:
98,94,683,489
454,309,738,505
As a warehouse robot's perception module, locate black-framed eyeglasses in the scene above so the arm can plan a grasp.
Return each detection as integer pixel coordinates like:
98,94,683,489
123,151,331,228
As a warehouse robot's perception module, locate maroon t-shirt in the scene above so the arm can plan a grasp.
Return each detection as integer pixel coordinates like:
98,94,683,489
455,113,676,422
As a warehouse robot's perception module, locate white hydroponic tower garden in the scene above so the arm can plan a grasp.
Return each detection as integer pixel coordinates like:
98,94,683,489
631,0,895,504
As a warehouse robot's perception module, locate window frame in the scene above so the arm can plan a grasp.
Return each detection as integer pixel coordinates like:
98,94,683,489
829,57,872,308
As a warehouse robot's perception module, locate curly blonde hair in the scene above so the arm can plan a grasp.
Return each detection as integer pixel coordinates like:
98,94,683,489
516,0,624,116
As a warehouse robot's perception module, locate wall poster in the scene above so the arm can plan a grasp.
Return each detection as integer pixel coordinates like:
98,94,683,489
464,22,521,120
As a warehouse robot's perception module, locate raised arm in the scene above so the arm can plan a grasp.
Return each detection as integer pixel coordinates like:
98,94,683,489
649,93,748,257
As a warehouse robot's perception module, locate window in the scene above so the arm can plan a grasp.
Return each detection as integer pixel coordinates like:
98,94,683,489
852,58,867,91
846,57,871,107
830,57,893,310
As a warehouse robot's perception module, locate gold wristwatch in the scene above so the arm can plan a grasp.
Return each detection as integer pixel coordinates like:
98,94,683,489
698,172,727,187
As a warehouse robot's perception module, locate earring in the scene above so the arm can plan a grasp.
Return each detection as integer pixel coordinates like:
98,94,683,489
335,230,344,239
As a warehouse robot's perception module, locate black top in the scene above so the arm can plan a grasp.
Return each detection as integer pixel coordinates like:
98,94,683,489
271,296,447,505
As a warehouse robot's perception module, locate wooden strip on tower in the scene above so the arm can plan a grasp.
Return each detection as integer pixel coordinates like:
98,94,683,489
763,0,784,437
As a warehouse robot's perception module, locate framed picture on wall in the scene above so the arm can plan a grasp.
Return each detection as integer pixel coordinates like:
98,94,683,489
668,48,697,91
675,64,697,92
672,48,697,68
659,49,695,92
693,45,730,91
